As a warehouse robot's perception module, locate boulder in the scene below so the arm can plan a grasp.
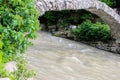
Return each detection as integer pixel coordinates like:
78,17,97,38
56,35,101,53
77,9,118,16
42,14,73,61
27,78,34,80
5,61,17,73
69,25,77,30
0,78,10,80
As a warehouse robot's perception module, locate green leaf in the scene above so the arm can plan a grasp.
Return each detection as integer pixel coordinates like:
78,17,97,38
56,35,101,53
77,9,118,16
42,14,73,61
0,51,3,63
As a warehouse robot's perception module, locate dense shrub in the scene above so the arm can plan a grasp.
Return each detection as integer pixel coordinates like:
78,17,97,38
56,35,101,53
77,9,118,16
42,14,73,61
43,11,59,25
40,10,95,27
79,11,94,20
72,21,111,41
100,0,116,7
0,0,39,63
0,0,39,79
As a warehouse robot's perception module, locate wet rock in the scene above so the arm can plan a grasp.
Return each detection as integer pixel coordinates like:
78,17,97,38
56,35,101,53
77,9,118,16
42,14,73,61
116,46,120,53
41,24,46,31
66,30,74,38
69,25,77,30
54,31,67,37
48,25,56,29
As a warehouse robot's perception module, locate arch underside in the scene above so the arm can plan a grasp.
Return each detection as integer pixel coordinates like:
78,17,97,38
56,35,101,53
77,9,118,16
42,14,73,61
35,0,120,42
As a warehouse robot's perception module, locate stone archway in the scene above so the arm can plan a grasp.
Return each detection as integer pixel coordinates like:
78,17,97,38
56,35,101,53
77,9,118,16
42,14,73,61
35,0,120,42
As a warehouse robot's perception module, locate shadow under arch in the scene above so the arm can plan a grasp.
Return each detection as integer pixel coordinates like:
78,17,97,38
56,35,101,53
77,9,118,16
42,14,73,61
39,9,107,32
35,0,120,42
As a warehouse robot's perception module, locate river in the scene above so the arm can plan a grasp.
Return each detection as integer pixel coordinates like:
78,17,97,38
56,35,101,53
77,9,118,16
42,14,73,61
26,31,120,80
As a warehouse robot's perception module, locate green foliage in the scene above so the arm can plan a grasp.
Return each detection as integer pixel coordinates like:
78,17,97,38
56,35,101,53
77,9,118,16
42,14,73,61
0,40,3,63
43,10,72,26
0,0,39,78
41,10,94,28
79,11,94,20
0,51,3,63
0,55,36,80
12,55,36,80
72,21,111,41
0,64,9,77
44,11,58,25
100,0,116,7
0,0,39,62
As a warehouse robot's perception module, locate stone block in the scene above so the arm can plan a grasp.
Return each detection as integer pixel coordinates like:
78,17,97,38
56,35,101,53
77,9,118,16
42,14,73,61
27,78,34,80
0,78,10,80
5,61,17,73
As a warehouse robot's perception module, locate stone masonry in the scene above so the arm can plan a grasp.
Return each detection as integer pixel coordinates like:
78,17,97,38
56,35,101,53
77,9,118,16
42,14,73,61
35,0,120,42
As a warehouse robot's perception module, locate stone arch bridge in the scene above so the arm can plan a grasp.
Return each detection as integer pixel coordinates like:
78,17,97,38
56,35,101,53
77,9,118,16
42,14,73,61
35,0,120,42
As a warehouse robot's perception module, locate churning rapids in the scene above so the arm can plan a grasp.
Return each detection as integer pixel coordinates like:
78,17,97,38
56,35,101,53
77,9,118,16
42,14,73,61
26,31,120,80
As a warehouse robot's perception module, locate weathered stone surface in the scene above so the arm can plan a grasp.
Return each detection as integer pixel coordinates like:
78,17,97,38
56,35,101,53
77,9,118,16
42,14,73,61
5,61,17,73
0,78,10,80
35,0,120,41
27,78,34,80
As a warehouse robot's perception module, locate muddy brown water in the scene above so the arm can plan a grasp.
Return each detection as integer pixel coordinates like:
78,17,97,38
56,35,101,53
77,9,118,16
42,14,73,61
26,31,120,80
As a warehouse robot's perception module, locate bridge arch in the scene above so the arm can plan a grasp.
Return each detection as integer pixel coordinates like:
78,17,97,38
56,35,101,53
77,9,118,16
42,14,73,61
35,0,120,42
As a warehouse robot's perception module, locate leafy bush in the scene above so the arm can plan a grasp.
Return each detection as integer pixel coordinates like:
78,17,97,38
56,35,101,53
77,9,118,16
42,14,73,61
40,10,95,28
44,11,58,25
0,0,39,79
79,11,94,20
100,0,116,7
12,56,36,80
0,0,39,63
0,51,3,63
72,21,111,41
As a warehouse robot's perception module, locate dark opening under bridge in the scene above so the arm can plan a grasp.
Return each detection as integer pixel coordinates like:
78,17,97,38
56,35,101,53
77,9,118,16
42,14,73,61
35,0,120,42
